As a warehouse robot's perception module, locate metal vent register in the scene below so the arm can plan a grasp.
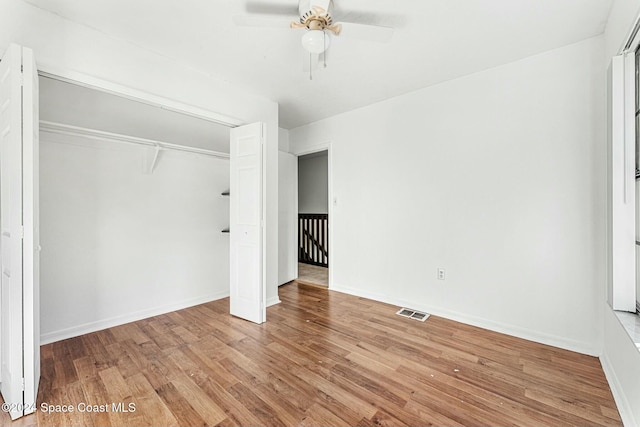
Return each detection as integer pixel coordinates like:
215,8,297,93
396,308,430,322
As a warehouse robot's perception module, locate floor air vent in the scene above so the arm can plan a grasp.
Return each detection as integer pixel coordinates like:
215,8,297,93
396,308,430,322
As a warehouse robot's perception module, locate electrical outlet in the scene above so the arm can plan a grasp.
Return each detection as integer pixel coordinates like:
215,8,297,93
437,268,446,280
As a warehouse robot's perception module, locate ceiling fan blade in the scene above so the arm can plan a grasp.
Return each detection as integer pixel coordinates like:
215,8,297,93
245,1,297,16
233,15,295,29
337,22,393,43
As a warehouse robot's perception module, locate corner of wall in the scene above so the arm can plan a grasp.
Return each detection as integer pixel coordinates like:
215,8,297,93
278,127,291,153
266,296,281,307
600,352,638,427
41,291,229,345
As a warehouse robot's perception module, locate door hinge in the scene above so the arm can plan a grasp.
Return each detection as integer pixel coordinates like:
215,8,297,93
21,378,24,391
20,226,24,239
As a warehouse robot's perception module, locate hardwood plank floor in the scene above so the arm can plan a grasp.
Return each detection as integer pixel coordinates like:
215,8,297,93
0,282,622,426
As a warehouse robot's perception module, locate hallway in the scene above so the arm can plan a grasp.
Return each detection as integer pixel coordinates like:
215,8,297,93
297,262,328,287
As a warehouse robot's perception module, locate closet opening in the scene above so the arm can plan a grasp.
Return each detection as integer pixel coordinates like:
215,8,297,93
38,75,234,344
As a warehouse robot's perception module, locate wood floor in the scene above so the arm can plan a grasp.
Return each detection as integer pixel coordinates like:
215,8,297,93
2,282,621,427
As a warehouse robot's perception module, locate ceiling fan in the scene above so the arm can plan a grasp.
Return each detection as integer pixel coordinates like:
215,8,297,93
234,0,394,77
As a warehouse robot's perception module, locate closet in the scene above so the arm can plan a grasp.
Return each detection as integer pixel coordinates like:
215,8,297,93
39,76,232,344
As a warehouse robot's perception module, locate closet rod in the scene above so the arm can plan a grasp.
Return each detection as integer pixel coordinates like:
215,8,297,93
39,121,229,159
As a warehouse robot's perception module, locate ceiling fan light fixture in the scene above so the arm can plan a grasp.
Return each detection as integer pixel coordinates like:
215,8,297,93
301,30,330,53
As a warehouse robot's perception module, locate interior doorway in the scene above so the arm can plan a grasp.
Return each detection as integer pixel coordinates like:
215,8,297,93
296,150,329,287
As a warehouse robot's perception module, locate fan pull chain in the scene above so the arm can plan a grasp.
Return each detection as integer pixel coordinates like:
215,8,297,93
308,31,329,80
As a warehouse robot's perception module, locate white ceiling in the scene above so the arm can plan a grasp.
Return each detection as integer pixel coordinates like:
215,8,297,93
26,0,613,129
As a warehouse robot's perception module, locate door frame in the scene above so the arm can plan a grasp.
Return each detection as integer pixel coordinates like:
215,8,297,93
291,142,333,288
37,68,243,128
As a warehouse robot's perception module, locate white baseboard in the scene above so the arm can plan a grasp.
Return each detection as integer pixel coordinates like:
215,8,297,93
600,352,637,427
266,296,281,307
330,284,598,356
40,291,229,345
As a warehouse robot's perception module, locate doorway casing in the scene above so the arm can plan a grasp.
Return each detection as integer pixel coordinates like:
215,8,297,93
292,142,333,288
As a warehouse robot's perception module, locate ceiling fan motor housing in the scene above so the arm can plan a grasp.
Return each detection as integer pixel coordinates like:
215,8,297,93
298,0,334,25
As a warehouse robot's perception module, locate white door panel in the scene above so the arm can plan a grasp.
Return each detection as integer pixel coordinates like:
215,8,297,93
0,43,40,419
22,46,40,416
230,122,264,324
0,43,26,420
238,166,259,224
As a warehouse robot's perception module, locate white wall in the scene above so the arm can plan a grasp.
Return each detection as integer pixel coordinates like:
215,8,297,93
290,36,605,355
279,150,298,285
279,127,291,152
298,152,328,214
39,133,230,343
637,182,640,311
0,0,279,318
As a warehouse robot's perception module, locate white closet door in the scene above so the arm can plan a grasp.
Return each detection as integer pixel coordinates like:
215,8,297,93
22,45,40,416
229,122,264,324
0,43,40,419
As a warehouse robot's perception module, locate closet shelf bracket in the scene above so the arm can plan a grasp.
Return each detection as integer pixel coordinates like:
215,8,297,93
142,144,162,174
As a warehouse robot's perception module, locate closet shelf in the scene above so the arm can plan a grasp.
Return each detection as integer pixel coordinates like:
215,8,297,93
221,190,230,233
221,191,230,232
